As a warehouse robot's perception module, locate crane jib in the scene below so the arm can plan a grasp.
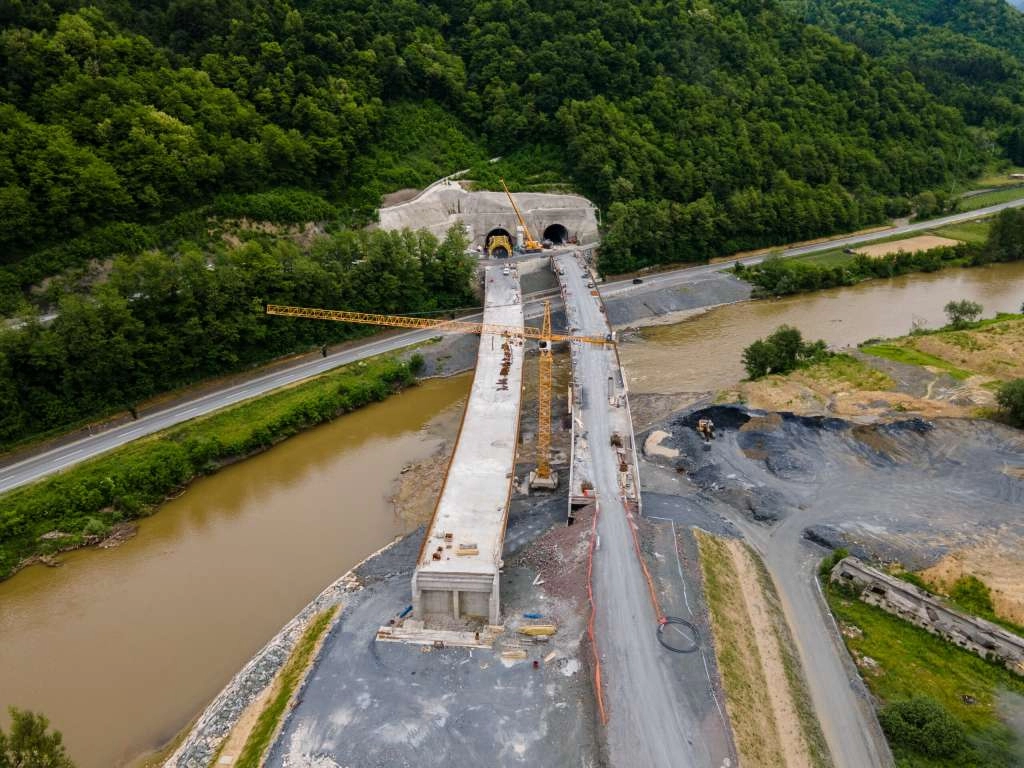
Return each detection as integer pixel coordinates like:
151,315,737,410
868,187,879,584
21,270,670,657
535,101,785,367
264,304,609,346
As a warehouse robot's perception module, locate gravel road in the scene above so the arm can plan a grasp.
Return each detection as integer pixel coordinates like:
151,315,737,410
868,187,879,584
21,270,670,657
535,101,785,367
646,406,1024,768
558,253,727,768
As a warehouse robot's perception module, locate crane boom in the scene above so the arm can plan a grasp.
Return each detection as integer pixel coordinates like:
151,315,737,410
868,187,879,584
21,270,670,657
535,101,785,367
265,304,609,346
500,178,543,252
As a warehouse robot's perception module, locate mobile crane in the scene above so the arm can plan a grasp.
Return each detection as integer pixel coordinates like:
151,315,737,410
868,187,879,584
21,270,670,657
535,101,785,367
500,178,544,253
265,301,609,486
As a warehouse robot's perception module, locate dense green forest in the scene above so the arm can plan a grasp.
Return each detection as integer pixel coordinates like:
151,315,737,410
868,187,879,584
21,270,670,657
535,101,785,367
0,227,474,445
2,0,1023,444
1,0,993,278
803,0,1024,164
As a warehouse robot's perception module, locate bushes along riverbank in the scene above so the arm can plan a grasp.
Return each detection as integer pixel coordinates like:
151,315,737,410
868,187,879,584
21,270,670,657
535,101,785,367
0,355,422,580
735,208,1024,297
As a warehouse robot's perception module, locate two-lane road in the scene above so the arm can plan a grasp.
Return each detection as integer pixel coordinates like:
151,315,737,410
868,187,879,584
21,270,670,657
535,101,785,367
6,197,1021,494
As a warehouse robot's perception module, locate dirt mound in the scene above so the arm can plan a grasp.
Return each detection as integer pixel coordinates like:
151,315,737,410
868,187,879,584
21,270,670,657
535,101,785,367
660,405,1023,570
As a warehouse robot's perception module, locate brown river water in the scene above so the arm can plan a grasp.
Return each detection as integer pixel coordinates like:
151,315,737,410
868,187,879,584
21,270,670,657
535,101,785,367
0,375,470,768
621,261,1024,394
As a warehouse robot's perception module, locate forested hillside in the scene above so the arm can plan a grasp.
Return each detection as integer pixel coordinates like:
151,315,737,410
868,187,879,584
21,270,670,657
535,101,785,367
2,0,987,278
2,0,1020,445
804,0,1024,164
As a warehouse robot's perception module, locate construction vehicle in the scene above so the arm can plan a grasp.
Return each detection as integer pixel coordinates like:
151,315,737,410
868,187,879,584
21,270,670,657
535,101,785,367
487,234,513,258
500,178,543,253
265,302,609,488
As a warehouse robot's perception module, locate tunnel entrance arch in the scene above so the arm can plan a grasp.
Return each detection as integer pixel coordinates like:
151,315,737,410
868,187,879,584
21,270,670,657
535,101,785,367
543,223,569,245
485,227,514,257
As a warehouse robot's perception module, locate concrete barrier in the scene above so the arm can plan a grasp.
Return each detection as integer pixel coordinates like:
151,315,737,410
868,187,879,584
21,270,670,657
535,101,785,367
831,557,1024,675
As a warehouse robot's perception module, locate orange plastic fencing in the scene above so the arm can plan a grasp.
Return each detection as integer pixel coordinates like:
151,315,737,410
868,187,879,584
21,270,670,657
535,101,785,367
586,501,609,724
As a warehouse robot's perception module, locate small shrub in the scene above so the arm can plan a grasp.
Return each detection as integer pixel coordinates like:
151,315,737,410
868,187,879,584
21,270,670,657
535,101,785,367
949,575,994,616
742,325,831,379
995,378,1024,425
81,517,108,538
879,697,967,760
944,299,983,329
818,546,850,577
0,707,76,767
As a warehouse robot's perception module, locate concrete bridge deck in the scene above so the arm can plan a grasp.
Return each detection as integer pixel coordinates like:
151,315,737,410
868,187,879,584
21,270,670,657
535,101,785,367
411,265,524,625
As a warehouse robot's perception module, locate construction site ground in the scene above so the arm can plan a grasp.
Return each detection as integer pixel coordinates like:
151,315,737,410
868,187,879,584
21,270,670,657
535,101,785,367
265,493,600,768
637,402,1024,767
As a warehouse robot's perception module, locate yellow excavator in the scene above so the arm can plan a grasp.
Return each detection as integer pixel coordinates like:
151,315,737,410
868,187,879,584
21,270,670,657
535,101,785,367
500,178,544,253
265,302,609,486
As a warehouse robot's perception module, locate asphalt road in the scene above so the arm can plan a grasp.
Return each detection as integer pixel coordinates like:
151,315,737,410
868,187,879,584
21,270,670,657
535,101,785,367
736,515,892,768
557,252,720,768
5,197,1021,494
598,196,1024,298
0,293,558,495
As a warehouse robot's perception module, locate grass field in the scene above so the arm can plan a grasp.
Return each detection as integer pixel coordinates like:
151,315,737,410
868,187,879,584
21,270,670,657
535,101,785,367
859,343,972,380
799,354,895,391
826,583,1024,767
971,167,1024,188
932,220,992,245
957,186,1024,213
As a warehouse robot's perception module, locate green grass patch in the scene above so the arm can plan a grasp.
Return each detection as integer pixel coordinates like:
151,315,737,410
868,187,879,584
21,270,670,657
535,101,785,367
970,167,1024,189
232,606,339,768
800,354,895,390
932,221,992,246
0,355,421,579
792,247,857,267
859,343,971,380
826,584,1024,767
957,186,1024,213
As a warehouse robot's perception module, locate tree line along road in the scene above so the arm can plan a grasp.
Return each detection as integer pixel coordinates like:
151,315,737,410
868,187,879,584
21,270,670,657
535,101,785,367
3,197,1021,495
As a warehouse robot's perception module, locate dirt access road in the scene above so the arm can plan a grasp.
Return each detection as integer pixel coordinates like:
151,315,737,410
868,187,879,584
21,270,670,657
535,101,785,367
647,408,1024,768
557,251,729,768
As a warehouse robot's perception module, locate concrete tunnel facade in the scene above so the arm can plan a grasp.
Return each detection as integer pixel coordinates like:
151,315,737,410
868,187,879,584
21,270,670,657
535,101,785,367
377,186,599,248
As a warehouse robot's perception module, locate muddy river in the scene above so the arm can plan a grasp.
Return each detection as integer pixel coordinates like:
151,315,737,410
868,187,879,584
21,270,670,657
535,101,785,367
0,375,470,768
621,261,1024,393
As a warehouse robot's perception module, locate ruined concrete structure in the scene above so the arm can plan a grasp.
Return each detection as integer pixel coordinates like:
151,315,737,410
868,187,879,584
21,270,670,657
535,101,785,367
831,557,1024,675
378,181,599,250
410,265,524,625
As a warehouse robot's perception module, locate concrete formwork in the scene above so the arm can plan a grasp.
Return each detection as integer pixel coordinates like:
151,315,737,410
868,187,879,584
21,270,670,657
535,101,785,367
411,266,525,625
378,182,599,249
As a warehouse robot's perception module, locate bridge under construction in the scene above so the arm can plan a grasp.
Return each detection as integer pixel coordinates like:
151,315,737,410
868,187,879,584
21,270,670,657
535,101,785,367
410,266,525,624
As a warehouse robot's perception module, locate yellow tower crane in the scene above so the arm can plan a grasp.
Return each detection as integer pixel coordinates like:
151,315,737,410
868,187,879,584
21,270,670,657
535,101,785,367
265,302,608,484
500,178,544,253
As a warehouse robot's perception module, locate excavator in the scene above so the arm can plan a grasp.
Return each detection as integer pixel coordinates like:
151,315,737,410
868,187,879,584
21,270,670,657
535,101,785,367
265,302,609,487
500,178,544,254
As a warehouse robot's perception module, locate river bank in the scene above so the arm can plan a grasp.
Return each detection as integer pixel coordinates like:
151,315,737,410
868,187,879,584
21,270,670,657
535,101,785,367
0,355,423,580
616,258,1024,401
0,370,473,768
